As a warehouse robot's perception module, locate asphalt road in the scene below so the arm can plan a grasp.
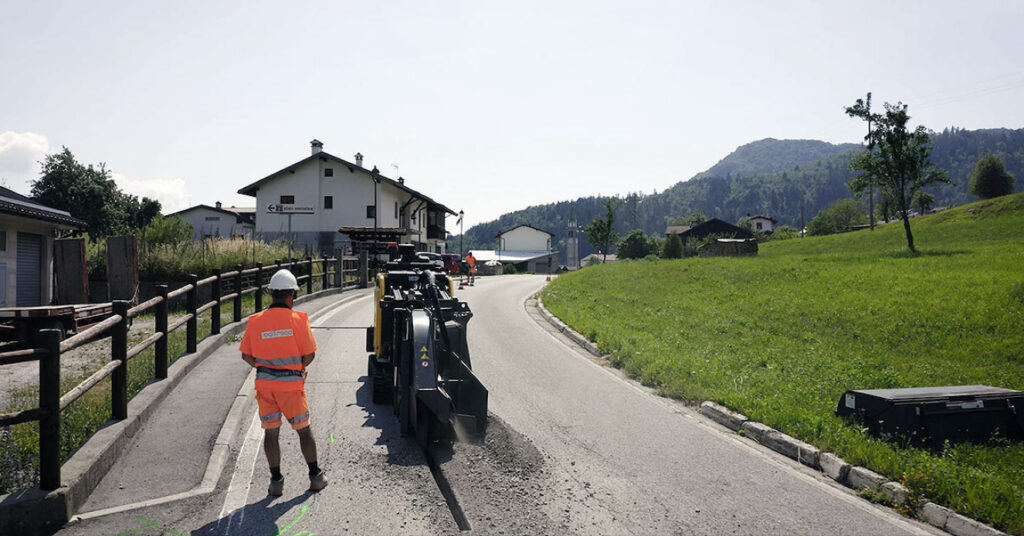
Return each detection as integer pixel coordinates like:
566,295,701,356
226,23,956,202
56,275,942,535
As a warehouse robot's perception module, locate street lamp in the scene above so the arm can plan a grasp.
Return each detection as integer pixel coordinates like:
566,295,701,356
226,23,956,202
458,209,464,257
371,166,381,255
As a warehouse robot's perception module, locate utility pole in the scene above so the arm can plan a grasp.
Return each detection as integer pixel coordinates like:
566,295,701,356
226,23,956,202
372,166,381,257
458,209,464,257
800,203,805,238
866,92,875,231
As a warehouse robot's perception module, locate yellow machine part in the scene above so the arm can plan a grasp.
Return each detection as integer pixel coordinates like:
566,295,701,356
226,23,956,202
373,273,386,356
448,277,455,296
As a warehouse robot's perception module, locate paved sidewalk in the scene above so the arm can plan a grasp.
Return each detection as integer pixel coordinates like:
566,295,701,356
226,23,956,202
77,290,370,514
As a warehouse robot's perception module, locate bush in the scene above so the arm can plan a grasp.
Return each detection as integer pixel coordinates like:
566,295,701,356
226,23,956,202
642,254,660,262
140,215,192,245
808,198,867,236
968,153,1014,199
662,233,683,259
88,236,296,281
682,237,701,257
617,229,660,260
502,263,518,275
769,225,800,241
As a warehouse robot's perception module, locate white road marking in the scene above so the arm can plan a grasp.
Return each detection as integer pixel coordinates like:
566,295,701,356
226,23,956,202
217,294,370,531
218,412,262,531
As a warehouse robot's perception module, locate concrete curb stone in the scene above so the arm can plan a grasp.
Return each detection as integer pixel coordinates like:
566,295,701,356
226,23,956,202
880,481,909,505
534,296,1010,536
0,287,350,536
698,401,748,431
847,466,888,491
819,452,850,484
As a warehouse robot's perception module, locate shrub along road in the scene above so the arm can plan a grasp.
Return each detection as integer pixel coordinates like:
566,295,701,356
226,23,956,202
56,275,941,535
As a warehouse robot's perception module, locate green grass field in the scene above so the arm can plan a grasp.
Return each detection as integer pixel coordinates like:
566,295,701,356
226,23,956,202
542,194,1024,534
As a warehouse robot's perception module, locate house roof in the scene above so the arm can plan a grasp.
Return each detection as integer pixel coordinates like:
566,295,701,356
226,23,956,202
469,250,554,263
169,204,255,225
674,218,754,239
664,225,691,235
748,215,777,223
236,150,456,215
495,224,554,239
0,187,87,228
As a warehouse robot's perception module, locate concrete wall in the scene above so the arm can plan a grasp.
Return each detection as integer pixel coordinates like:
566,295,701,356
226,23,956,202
0,214,59,307
499,226,551,251
751,218,774,233
177,207,253,241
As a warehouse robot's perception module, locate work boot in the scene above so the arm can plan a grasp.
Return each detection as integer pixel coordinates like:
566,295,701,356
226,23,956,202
309,470,328,492
268,476,284,497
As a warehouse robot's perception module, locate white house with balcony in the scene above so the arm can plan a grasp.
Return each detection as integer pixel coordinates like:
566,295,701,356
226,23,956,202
237,140,455,255
169,202,255,241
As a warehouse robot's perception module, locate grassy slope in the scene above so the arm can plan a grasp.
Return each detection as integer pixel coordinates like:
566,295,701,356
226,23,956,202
542,194,1024,534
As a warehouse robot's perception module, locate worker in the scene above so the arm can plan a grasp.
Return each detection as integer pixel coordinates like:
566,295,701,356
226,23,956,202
240,269,327,496
465,252,476,286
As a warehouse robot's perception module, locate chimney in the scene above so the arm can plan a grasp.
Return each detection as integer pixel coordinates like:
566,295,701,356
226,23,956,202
398,176,404,185
310,139,323,155
355,152,364,167
215,201,222,209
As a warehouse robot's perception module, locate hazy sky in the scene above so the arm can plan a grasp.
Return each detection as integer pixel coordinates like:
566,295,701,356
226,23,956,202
2,1,1022,228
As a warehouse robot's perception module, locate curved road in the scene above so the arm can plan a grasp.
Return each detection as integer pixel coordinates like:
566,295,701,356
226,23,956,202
57,275,940,535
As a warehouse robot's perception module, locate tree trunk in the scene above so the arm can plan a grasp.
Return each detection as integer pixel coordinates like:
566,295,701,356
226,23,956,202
901,214,915,252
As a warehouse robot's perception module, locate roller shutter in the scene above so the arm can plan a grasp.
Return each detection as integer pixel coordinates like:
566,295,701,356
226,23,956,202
17,232,43,306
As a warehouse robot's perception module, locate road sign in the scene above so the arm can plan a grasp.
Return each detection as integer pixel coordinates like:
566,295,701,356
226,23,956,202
266,204,315,214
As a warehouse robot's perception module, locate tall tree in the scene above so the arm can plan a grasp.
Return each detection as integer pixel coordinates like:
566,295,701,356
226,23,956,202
583,198,621,263
845,99,951,252
31,147,159,238
967,153,1014,199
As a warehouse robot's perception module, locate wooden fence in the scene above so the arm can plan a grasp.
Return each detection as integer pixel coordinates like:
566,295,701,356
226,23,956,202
0,256,361,490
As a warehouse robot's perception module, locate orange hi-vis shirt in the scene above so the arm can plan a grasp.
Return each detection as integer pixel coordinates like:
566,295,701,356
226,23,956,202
240,306,317,392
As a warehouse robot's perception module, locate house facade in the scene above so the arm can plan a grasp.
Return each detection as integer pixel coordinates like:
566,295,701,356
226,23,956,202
470,224,557,273
748,215,777,234
170,202,255,241
237,140,455,255
0,187,86,307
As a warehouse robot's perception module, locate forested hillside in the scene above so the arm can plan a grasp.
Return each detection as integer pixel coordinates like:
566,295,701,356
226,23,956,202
450,128,1024,261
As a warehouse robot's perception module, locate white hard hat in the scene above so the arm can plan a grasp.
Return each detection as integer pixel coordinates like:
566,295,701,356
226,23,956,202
268,269,299,290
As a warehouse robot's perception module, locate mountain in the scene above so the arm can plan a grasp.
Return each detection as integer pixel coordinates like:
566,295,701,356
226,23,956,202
694,138,860,180
450,128,1024,261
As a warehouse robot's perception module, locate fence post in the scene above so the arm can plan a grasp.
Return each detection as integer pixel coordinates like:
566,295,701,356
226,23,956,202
186,274,198,353
335,257,343,288
255,262,264,312
38,329,62,490
359,250,369,288
211,268,222,335
155,285,168,379
233,264,243,323
322,257,329,290
111,300,129,420
301,256,309,293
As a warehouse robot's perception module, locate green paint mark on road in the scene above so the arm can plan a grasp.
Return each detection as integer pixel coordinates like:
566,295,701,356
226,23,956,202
115,517,187,536
329,433,335,443
274,504,310,536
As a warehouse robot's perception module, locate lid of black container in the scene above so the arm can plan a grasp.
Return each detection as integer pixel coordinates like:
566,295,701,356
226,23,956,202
851,385,1022,402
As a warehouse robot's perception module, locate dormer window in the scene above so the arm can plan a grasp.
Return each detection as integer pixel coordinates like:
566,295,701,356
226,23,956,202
324,168,333,177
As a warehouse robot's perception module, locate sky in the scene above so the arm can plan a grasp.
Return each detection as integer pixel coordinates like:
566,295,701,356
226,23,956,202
2,1,1023,229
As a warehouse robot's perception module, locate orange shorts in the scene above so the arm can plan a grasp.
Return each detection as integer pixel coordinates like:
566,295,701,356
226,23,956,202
256,390,310,430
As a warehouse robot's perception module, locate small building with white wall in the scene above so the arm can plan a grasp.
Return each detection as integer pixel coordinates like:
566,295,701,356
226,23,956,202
237,140,455,256
748,215,777,234
471,224,557,273
0,187,86,307
169,202,255,241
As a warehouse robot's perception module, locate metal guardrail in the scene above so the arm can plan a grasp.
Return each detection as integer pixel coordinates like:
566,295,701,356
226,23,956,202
0,255,363,491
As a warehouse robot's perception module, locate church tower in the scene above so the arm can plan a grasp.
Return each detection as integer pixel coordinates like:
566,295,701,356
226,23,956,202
566,208,579,270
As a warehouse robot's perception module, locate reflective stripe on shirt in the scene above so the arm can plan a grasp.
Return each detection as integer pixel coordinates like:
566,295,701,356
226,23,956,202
254,356,303,366
257,371,304,382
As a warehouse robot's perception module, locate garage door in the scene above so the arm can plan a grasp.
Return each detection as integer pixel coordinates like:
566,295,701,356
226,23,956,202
17,232,43,306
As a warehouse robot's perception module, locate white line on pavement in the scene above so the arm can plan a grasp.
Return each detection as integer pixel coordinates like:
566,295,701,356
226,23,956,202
218,412,262,533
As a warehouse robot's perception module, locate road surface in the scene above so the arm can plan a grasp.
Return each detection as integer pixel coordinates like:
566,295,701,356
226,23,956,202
57,275,941,535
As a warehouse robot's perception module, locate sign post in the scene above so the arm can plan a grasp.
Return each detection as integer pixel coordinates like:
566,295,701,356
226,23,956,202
266,204,315,261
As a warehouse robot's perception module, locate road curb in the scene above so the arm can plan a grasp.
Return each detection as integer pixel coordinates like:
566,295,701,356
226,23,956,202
0,287,357,536
533,297,1009,536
